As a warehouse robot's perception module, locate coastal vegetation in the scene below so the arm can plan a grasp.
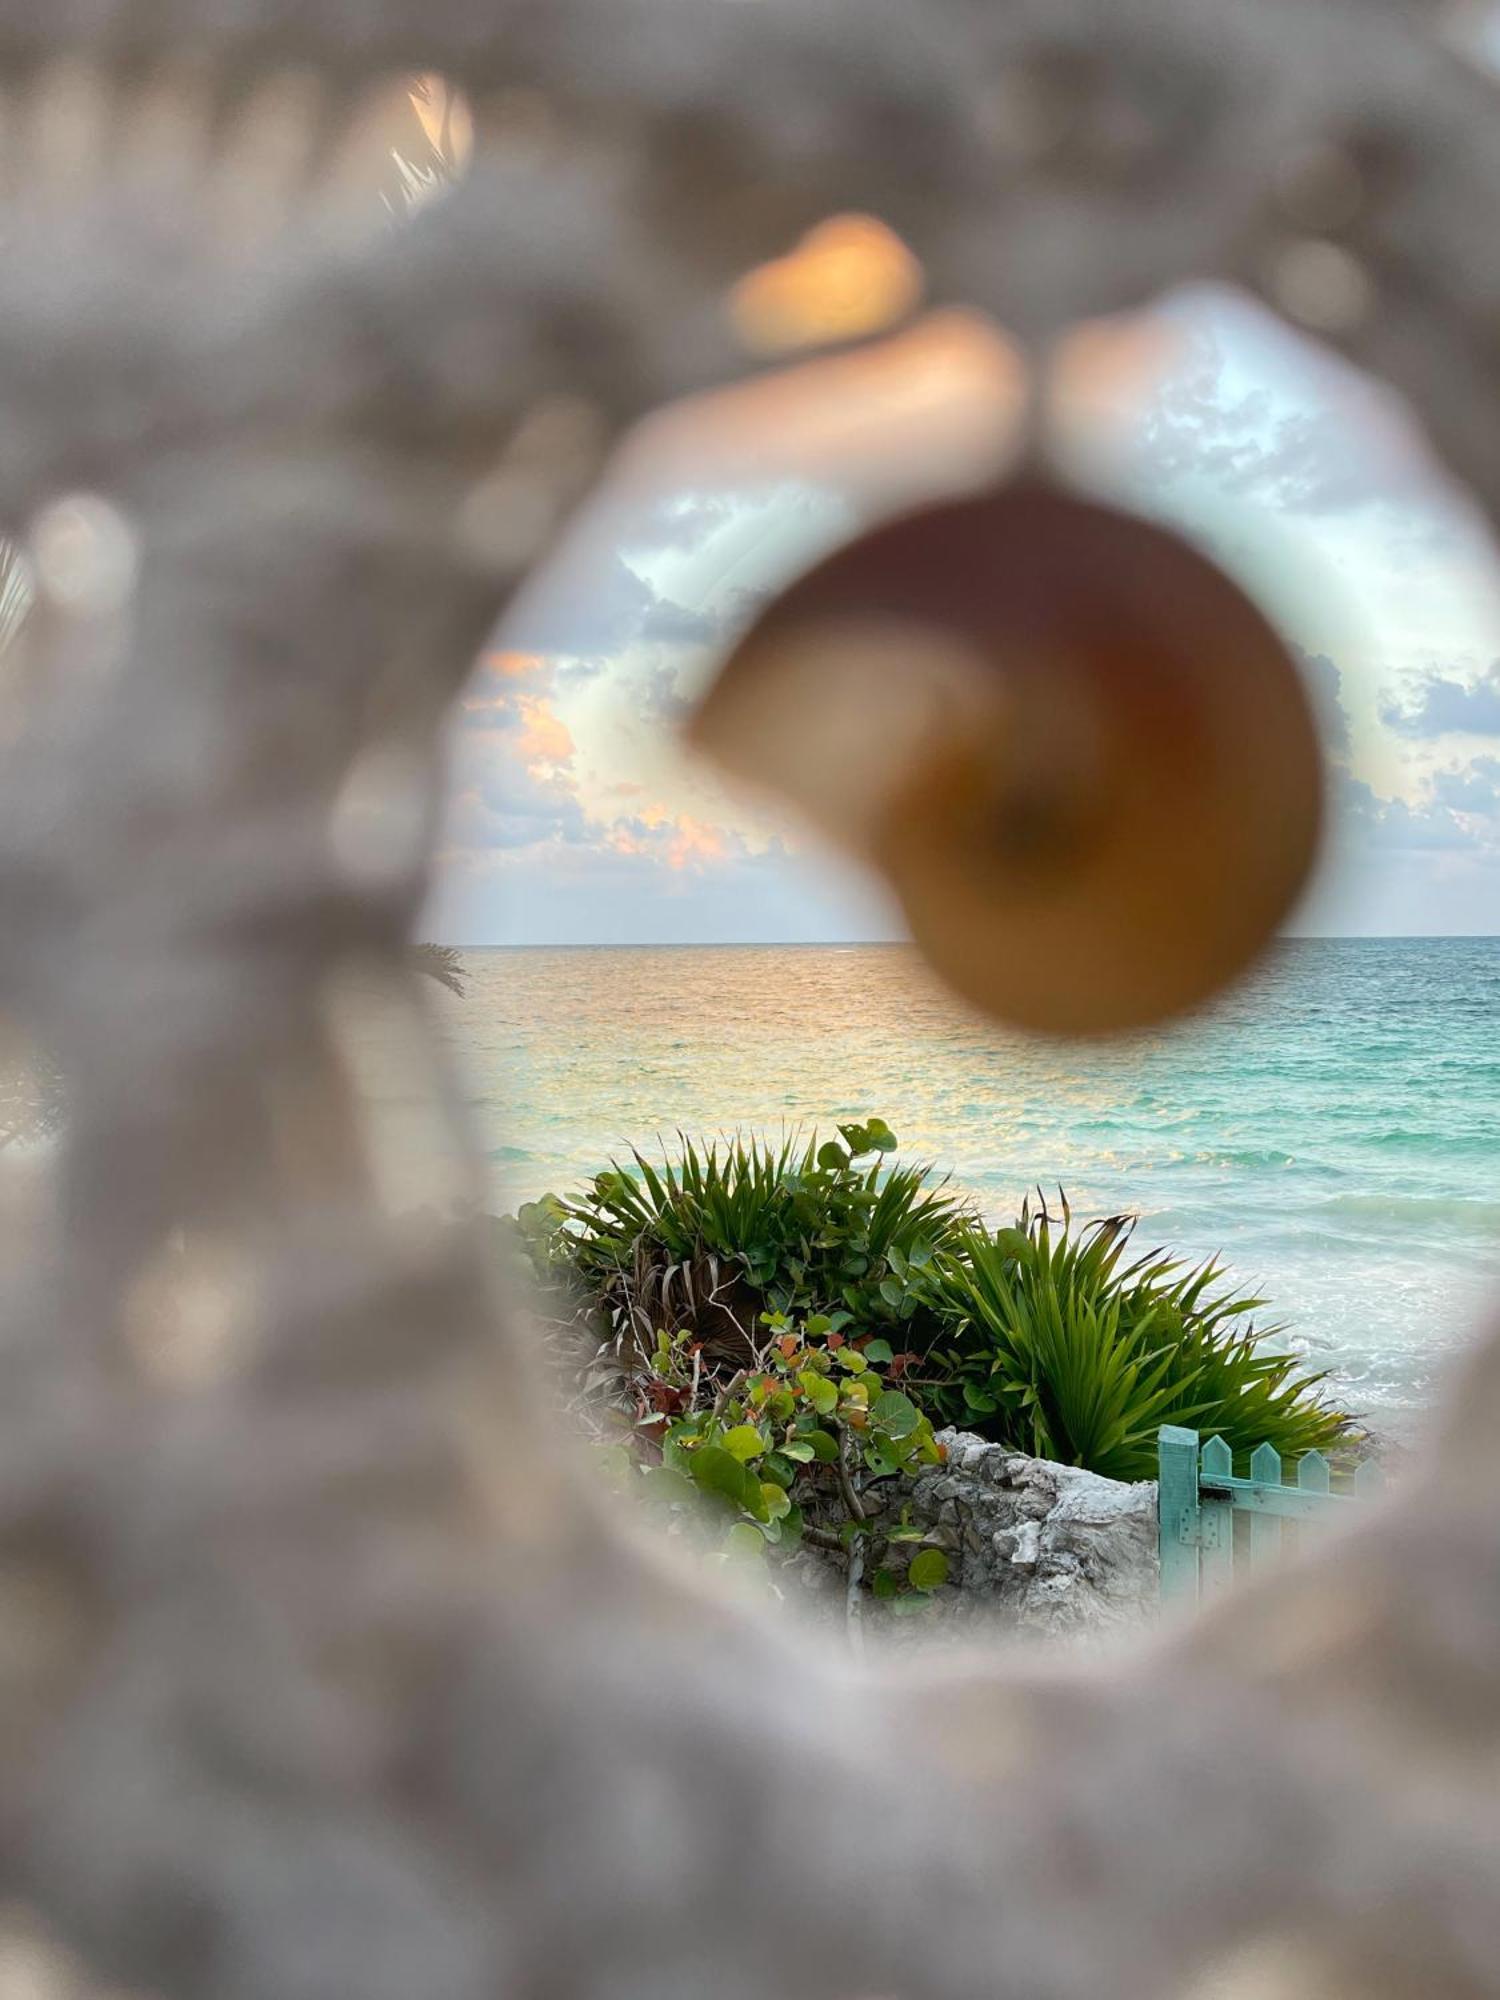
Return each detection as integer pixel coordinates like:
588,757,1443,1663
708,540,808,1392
613,1314,952,1604
924,1198,1349,1481
504,1120,1352,1529
533,1117,958,1365
410,941,468,996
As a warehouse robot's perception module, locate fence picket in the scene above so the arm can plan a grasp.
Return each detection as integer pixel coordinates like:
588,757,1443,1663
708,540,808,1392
1198,1436,1235,1598
1297,1450,1330,1495
1156,1425,1202,1600
1248,1442,1282,1571
1158,1428,1380,1605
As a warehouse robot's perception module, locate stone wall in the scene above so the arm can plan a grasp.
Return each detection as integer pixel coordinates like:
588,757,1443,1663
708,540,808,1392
799,1431,1160,1646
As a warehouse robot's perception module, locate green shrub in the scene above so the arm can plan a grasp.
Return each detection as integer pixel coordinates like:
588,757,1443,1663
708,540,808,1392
502,1132,1352,1493
530,1119,967,1364
616,1313,946,1594
918,1195,1351,1482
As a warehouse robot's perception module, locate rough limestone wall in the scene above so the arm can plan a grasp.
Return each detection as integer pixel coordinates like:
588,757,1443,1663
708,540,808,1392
869,1435,1159,1640
790,1435,1159,1644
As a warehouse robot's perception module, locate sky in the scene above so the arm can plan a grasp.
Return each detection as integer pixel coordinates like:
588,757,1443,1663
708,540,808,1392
422,245,1500,946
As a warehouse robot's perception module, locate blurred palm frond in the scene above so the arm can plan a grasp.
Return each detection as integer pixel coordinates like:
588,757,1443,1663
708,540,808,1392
409,941,467,998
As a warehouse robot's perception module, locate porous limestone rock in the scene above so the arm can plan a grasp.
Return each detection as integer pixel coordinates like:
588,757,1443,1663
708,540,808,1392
794,1432,1159,1645
874,1432,1159,1639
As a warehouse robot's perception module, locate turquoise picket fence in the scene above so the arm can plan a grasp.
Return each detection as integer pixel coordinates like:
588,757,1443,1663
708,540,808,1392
1157,1424,1383,1602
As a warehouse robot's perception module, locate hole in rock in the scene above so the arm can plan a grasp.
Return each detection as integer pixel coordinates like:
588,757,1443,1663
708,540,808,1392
407,282,1500,1575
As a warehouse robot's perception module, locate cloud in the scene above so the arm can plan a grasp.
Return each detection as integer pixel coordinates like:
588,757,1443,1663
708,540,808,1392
460,649,555,705
445,650,588,850
444,726,588,849
1430,756,1500,819
1293,647,1351,758
444,649,749,880
637,662,695,729
604,808,738,874
423,817,896,948
1341,776,1483,854
1381,661,1500,739
617,494,735,556
638,595,718,646
445,774,587,850
457,652,578,757
1300,762,1500,934
1132,312,1431,520
498,551,718,660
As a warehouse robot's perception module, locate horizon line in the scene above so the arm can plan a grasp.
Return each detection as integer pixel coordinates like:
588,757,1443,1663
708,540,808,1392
432,932,1500,950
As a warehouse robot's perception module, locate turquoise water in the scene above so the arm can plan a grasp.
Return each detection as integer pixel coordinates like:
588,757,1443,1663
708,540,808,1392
441,938,1500,1434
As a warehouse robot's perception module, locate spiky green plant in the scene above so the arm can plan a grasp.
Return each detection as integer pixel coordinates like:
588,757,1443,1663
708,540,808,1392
922,1194,1350,1481
534,1119,969,1366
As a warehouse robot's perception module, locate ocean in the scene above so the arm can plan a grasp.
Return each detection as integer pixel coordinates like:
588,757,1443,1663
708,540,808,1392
436,937,1500,1436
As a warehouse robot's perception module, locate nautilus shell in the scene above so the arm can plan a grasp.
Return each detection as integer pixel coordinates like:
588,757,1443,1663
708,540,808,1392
691,483,1323,1032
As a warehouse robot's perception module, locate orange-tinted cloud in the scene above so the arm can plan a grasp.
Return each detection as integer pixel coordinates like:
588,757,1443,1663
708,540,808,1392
461,652,574,761
461,653,551,718
449,652,752,879
483,650,551,684
513,697,573,765
600,810,734,873
663,816,728,871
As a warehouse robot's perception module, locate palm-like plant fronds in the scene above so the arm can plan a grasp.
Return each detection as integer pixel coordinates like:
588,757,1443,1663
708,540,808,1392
409,941,467,997
538,1124,969,1365
926,1196,1350,1481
